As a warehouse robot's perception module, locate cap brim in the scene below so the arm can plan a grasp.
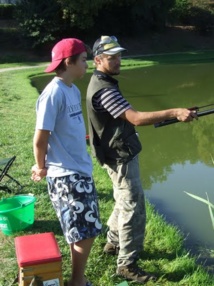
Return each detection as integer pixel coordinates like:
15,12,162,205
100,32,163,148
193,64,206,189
45,59,62,73
103,47,126,55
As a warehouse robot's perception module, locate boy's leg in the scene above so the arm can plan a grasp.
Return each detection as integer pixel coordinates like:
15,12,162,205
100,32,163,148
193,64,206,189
68,237,95,286
47,174,102,285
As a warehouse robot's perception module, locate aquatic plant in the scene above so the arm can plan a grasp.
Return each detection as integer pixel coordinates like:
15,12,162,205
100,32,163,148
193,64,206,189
184,191,214,230
184,155,214,230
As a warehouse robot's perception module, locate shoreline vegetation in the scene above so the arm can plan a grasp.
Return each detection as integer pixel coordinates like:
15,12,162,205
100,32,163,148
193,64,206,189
1,52,214,285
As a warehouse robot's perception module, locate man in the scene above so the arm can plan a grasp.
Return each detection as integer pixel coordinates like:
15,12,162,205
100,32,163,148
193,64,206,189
86,35,197,284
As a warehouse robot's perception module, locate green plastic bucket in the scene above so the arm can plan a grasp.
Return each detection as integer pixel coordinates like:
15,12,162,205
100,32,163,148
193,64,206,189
0,195,36,235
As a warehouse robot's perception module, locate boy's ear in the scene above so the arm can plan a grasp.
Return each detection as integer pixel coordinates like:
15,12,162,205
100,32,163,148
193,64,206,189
65,58,71,66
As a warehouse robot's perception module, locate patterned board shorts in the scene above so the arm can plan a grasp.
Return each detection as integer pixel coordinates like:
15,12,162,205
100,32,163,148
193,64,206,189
47,173,102,244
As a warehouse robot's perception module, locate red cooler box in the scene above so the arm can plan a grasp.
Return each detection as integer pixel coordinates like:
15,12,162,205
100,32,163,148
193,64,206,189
15,232,63,286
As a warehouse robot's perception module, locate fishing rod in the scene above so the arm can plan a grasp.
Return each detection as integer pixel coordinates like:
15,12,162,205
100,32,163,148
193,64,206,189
154,104,214,128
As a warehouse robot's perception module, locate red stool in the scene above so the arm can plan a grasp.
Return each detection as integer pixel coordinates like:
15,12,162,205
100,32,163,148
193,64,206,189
15,232,63,286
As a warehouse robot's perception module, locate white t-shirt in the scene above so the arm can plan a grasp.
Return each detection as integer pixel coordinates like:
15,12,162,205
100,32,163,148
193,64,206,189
36,77,92,177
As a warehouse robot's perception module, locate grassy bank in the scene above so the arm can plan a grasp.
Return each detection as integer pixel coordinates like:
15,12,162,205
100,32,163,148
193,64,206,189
0,54,214,285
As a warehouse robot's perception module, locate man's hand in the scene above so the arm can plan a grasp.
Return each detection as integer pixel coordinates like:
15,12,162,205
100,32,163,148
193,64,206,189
176,108,198,122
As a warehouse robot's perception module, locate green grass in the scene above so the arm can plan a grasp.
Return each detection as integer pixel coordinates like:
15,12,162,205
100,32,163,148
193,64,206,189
1,49,214,70
0,56,214,285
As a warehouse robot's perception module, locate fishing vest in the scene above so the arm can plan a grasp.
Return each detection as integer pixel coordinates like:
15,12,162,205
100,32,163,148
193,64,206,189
86,70,142,165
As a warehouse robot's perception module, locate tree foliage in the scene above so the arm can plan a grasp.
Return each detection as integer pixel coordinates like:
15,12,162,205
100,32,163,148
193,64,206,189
168,0,214,34
168,0,191,24
14,0,214,48
57,0,102,30
15,0,62,48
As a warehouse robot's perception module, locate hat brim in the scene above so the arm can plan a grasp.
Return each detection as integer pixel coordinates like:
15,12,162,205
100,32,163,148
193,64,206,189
45,59,62,73
103,47,126,55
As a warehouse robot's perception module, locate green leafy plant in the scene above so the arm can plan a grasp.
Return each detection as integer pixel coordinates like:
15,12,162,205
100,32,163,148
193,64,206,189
184,155,214,230
184,191,214,230
15,0,62,48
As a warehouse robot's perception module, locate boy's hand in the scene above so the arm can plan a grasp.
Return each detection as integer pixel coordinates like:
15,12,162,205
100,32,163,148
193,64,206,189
31,165,47,182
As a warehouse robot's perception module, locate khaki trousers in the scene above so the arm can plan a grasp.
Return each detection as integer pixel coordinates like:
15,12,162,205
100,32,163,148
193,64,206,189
104,156,146,267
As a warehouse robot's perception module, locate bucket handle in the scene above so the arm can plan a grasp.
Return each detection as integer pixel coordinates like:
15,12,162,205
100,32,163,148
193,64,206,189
0,199,22,214
0,195,35,214
16,195,35,207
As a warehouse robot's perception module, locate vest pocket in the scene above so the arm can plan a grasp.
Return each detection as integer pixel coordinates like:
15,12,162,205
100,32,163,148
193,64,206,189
93,144,105,166
115,132,142,162
125,132,142,156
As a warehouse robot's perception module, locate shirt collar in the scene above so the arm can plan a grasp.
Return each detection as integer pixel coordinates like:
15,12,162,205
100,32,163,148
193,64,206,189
94,70,118,85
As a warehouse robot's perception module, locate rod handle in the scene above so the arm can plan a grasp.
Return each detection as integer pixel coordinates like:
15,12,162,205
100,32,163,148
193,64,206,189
154,108,214,128
154,118,179,128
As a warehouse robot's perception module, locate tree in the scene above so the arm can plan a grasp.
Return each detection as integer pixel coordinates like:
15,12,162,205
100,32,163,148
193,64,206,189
15,0,62,48
57,0,102,31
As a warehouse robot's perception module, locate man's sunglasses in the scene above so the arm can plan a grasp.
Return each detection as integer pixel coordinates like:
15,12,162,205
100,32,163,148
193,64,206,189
98,36,118,46
94,36,118,55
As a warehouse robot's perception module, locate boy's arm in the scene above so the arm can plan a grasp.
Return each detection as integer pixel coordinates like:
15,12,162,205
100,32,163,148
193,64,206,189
31,129,50,182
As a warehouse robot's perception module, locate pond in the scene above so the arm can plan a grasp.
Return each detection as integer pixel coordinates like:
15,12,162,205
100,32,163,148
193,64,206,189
31,60,214,267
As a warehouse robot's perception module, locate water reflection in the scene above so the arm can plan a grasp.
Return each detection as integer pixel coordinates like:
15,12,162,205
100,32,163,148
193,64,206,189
145,161,214,247
31,61,214,260
119,62,214,261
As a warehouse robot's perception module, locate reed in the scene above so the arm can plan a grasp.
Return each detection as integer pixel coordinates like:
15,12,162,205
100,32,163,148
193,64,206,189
184,155,214,231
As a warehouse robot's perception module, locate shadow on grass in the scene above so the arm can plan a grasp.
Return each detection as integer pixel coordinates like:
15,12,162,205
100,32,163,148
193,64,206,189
97,187,113,201
33,219,63,235
127,50,214,66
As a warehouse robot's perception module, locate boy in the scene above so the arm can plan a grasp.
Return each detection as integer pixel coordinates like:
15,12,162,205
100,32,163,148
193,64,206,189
31,38,102,286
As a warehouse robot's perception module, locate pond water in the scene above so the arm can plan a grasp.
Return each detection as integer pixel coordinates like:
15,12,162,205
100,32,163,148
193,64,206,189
31,61,214,266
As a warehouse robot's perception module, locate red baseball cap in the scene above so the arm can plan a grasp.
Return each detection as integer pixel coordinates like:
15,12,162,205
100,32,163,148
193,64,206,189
45,38,86,73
